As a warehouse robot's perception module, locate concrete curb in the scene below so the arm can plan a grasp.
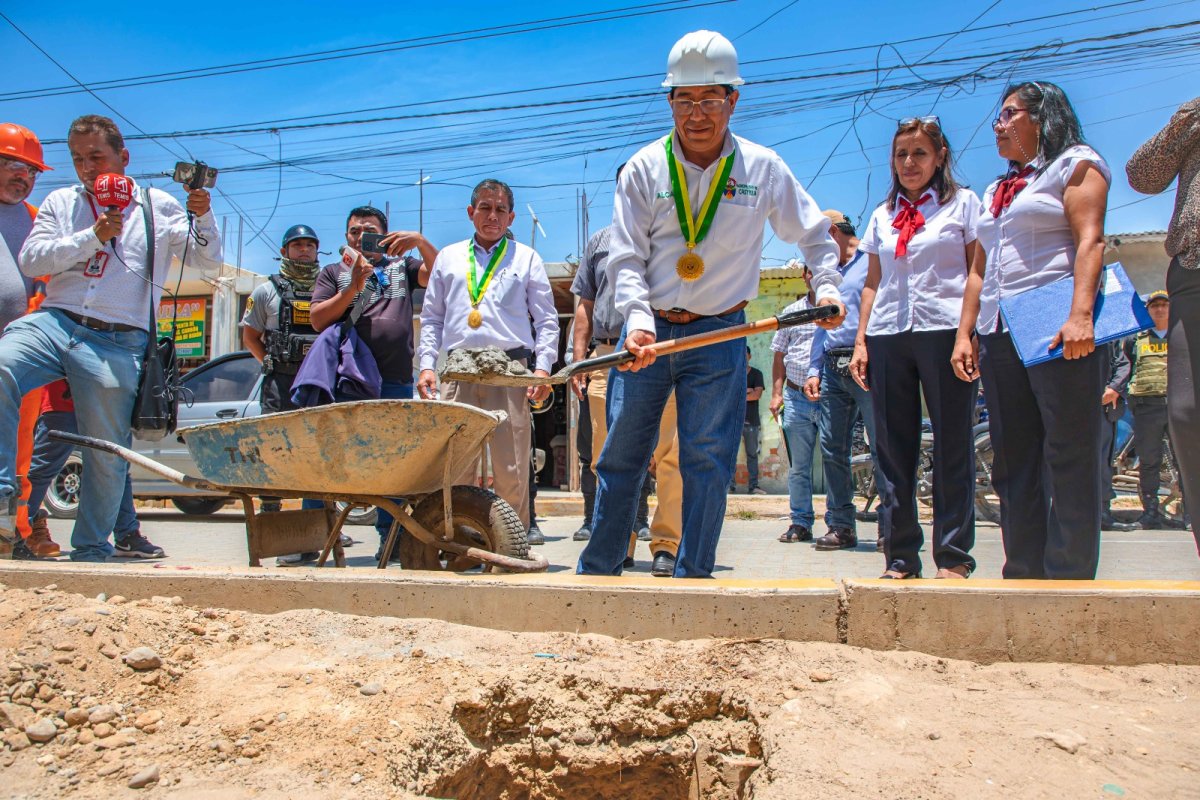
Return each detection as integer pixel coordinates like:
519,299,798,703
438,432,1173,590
3,566,1198,665
843,579,1200,666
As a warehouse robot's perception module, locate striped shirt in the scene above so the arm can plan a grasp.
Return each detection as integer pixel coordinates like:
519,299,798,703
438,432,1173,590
771,296,818,387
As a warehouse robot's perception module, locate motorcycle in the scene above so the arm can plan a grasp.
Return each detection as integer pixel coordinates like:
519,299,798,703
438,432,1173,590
851,420,1001,524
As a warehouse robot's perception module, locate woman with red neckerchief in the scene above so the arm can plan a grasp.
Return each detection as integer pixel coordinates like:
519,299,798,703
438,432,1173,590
847,116,981,580
952,81,1111,579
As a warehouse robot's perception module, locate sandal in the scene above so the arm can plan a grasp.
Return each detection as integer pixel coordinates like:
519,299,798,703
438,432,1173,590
935,565,972,579
778,530,796,543
879,569,920,579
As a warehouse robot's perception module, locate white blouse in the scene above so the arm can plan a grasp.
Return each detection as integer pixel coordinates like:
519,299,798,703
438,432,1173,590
975,144,1111,334
860,187,981,336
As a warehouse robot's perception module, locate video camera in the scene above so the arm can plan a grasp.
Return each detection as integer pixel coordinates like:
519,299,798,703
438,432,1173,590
172,161,219,190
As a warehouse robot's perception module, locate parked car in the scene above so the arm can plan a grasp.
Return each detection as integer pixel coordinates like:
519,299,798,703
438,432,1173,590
44,351,377,525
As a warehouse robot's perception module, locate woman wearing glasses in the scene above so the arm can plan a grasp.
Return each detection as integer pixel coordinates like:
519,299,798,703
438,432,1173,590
951,81,1110,579
847,116,981,579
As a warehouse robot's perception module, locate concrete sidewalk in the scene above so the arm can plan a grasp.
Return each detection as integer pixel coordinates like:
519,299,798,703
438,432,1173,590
37,509,1200,582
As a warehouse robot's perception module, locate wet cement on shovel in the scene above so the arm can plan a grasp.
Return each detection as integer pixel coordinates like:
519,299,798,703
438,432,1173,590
440,346,547,387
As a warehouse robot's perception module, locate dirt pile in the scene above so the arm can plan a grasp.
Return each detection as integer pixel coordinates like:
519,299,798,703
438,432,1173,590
440,347,536,387
1,581,1198,799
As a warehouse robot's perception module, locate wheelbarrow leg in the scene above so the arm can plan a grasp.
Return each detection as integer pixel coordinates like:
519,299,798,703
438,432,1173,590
317,503,352,568
378,517,402,570
238,493,261,567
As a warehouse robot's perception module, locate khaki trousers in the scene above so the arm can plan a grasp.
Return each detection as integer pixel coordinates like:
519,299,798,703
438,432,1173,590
442,380,532,529
588,343,682,557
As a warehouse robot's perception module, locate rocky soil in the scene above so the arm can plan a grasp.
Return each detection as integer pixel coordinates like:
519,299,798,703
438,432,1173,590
1,581,1198,799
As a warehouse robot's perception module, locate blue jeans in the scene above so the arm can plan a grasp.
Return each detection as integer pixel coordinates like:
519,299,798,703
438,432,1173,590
0,309,146,561
337,381,414,542
819,363,883,530
781,385,819,528
28,410,139,538
578,311,745,578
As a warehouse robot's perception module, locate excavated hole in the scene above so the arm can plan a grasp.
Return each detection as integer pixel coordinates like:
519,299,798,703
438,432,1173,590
391,676,765,800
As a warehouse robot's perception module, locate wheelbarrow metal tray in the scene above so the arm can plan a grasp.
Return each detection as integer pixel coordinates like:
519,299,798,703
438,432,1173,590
180,400,499,497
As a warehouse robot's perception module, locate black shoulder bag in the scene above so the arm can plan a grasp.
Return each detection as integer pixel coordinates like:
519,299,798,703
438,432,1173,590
130,188,179,440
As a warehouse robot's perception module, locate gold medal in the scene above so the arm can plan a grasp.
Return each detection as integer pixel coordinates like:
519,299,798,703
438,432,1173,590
467,308,483,329
676,249,705,282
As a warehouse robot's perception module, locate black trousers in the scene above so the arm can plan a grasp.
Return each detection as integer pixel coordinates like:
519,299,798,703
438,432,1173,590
1130,397,1169,509
1167,257,1200,549
260,369,300,413
867,329,977,576
577,390,596,526
979,331,1107,579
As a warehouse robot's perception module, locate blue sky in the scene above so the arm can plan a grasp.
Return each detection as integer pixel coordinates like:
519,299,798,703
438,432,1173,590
3,0,1197,274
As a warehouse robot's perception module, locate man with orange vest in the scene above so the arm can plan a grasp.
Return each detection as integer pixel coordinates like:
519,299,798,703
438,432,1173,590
0,122,55,560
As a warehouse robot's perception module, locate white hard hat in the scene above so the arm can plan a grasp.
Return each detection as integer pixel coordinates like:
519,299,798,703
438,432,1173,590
662,30,745,89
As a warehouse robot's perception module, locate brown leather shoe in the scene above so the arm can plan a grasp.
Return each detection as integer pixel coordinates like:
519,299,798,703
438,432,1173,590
26,515,61,558
814,527,858,551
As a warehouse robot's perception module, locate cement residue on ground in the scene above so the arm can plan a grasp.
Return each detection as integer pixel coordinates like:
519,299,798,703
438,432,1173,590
2,583,1198,799
440,346,541,387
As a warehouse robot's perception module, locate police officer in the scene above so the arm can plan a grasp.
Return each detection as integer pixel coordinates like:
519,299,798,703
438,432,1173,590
242,225,322,414
241,225,323,551
1126,290,1182,529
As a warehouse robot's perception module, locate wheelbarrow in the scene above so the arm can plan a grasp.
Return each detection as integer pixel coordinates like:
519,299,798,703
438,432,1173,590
49,400,549,573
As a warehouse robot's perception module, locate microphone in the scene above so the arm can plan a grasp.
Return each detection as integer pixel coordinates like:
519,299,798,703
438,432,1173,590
93,173,133,248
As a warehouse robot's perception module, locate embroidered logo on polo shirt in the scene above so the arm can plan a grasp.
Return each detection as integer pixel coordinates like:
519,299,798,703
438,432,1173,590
735,183,758,197
656,190,673,199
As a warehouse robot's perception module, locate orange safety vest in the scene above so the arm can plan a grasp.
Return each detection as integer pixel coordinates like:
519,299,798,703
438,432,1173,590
15,201,49,540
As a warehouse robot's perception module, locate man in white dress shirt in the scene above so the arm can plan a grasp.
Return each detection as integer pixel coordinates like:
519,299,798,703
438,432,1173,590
5,115,222,561
576,31,845,578
417,179,559,531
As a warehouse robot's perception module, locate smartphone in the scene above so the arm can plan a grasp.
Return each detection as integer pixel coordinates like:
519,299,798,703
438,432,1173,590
359,232,386,255
172,161,218,190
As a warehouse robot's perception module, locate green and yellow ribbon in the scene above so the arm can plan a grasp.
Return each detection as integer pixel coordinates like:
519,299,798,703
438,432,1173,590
664,133,737,249
467,237,509,307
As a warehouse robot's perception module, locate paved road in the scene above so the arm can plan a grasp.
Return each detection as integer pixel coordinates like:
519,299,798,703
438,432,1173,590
40,511,1200,581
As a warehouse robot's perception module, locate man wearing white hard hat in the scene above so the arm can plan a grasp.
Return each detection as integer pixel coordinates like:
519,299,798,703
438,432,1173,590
577,30,845,578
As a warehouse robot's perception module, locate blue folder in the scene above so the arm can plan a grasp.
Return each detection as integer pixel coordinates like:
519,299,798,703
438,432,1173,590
999,262,1153,367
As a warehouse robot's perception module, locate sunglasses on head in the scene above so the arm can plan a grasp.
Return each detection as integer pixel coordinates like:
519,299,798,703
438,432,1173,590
898,115,940,128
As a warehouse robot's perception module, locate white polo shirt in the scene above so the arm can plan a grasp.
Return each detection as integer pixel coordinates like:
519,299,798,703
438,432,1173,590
860,187,981,336
608,131,841,334
976,145,1111,334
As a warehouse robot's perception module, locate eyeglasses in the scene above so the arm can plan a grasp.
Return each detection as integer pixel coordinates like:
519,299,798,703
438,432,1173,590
993,106,1028,128
898,115,940,128
0,157,39,177
670,98,729,117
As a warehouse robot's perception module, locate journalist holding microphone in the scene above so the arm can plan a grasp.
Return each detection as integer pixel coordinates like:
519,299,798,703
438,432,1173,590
952,82,1110,580
849,116,981,580
0,115,222,561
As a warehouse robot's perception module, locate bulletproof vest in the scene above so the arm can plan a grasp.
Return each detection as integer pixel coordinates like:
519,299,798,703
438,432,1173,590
262,274,319,375
1129,331,1168,397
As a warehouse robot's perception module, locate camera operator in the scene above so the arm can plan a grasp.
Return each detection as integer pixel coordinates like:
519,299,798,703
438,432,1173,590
3,115,222,561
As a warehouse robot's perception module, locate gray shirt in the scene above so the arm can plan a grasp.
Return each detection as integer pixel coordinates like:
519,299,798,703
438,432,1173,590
0,201,35,331
571,226,624,340
240,278,283,333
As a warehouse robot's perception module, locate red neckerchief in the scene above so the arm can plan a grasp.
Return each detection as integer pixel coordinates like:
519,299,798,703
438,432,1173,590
990,165,1035,218
892,193,929,258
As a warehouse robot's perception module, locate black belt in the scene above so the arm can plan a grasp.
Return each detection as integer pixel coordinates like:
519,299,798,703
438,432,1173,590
786,379,801,391
59,309,140,333
593,337,620,346
1130,394,1167,405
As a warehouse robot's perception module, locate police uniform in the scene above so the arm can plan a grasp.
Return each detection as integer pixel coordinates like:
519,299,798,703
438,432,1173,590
242,273,319,413
1127,326,1173,524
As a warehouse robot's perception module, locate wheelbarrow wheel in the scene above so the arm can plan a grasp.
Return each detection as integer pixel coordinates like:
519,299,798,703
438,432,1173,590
405,486,529,571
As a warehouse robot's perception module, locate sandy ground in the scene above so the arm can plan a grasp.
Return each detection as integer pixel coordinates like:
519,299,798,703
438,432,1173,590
1,582,1198,799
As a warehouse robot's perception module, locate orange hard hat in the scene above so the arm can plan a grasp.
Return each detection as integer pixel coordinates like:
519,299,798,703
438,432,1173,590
0,123,52,172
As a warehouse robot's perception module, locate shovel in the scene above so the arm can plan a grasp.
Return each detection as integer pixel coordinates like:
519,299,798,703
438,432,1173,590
440,304,839,387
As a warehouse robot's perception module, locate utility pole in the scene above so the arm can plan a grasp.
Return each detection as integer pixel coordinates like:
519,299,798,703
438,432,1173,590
236,215,244,269
419,169,424,234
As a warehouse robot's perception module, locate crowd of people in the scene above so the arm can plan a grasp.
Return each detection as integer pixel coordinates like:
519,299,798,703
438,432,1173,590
0,30,1195,581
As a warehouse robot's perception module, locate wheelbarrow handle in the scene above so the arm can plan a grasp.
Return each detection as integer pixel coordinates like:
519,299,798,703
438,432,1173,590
568,304,839,377
47,429,219,491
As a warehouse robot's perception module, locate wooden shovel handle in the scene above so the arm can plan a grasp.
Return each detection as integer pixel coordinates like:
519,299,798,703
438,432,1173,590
570,304,838,376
